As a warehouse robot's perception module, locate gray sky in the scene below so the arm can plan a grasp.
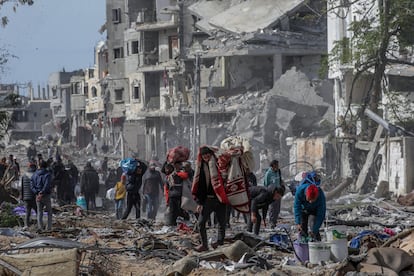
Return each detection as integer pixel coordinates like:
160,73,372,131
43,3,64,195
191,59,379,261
0,0,106,88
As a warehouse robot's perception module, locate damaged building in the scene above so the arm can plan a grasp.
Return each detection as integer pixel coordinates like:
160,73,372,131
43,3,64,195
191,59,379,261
327,0,414,195
97,0,333,171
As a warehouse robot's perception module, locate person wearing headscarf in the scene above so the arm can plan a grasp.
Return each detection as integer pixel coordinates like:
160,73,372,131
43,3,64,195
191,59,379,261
192,146,228,252
294,171,326,241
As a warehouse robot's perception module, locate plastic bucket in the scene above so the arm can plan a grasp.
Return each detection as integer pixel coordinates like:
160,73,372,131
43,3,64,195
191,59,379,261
326,225,348,262
308,242,331,264
326,225,347,241
293,241,309,263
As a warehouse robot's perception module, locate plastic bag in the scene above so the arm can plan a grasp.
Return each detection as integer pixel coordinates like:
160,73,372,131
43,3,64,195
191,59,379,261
120,158,137,174
106,188,115,200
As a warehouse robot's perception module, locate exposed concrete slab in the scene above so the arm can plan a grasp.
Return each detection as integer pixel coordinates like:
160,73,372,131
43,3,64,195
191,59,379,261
208,0,304,34
188,0,232,33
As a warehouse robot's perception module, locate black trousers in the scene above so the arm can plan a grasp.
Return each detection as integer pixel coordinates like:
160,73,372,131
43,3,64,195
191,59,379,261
166,196,181,226
301,209,321,241
247,210,261,235
122,192,141,219
198,197,227,247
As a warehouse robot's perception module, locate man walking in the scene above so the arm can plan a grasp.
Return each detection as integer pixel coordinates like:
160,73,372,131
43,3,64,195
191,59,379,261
263,160,283,228
142,162,163,220
122,160,147,220
30,160,52,231
80,161,100,211
192,146,228,252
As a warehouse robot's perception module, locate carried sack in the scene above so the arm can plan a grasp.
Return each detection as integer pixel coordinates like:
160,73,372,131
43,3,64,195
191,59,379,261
166,146,190,164
181,179,197,212
120,158,138,174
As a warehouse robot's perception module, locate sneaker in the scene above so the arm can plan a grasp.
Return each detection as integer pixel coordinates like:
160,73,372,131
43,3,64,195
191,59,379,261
194,244,208,252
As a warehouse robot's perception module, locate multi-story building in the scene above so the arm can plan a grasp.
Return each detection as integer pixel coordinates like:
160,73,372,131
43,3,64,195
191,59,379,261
327,0,414,194
104,0,329,161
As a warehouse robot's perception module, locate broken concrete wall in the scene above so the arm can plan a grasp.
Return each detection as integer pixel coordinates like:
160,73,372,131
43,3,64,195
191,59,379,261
378,137,414,196
283,55,324,82
124,120,147,158
208,0,303,34
217,67,334,173
227,56,273,90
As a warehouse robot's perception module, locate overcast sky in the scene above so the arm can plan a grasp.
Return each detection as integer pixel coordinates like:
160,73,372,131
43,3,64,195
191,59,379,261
0,0,106,89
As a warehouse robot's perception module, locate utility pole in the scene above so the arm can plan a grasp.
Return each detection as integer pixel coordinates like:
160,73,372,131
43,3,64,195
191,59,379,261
193,53,201,160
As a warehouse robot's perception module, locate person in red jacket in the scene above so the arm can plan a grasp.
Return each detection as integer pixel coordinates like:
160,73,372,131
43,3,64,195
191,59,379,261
163,162,189,226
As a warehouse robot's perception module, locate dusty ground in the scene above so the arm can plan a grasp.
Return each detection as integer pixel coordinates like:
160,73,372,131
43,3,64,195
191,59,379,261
1,193,414,275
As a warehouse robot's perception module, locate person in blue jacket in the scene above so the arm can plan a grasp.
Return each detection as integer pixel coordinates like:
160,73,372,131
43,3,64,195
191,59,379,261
294,171,326,241
30,160,53,231
263,160,283,228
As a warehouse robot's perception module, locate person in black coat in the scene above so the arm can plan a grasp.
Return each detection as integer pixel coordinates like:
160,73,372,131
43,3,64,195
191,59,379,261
121,160,147,220
247,184,285,235
21,162,37,227
80,162,100,211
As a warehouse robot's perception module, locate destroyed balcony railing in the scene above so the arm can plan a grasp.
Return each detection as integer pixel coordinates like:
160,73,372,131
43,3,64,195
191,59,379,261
136,9,157,24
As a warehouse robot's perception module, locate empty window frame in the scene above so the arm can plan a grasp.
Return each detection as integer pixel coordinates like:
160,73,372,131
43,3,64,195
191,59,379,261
114,47,124,59
131,40,139,54
132,85,140,100
112,8,121,23
115,88,124,102
91,86,98,97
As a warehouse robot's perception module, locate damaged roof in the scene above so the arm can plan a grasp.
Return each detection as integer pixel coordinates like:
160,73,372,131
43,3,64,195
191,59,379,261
189,0,304,34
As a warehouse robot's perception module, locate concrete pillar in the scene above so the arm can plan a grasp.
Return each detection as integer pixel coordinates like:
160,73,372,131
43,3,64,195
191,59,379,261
273,54,283,85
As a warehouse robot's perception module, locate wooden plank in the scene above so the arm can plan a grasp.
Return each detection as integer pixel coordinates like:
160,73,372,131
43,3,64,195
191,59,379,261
355,125,384,193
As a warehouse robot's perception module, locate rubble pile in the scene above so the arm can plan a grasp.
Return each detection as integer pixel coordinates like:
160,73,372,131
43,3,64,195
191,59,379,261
0,186,413,275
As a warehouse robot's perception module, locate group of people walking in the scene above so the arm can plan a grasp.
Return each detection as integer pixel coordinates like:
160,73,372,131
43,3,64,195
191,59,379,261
16,143,327,250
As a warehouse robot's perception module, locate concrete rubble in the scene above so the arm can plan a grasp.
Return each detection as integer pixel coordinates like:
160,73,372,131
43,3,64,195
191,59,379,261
0,137,413,275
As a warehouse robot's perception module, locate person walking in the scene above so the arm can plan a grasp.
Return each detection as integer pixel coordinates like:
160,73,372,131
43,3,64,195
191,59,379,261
247,185,285,235
121,160,147,220
192,146,228,252
80,161,100,211
30,160,52,231
142,162,163,220
114,174,126,219
21,162,38,228
163,162,189,225
263,160,283,228
294,171,326,241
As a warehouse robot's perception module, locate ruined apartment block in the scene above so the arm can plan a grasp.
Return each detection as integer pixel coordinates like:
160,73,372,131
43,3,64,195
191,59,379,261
100,0,331,163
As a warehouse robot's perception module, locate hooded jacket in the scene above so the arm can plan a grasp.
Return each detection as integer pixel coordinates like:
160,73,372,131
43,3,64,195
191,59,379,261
30,168,52,195
294,182,326,234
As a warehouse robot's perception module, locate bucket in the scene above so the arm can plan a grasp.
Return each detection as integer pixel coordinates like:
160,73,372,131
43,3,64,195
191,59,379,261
293,241,309,263
308,242,331,264
326,225,347,241
326,225,348,262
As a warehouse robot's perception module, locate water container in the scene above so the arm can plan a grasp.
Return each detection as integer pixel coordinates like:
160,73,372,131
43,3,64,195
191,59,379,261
326,225,348,262
293,241,309,263
308,242,331,264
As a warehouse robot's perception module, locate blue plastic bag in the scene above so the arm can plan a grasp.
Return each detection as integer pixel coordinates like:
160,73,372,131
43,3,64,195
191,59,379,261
120,158,137,174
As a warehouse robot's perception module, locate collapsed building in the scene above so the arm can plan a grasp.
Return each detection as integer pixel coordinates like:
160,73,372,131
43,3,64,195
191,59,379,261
2,0,413,196
97,0,333,173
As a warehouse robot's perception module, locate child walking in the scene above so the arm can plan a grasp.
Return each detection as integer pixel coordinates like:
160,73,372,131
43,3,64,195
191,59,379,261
114,174,127,219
